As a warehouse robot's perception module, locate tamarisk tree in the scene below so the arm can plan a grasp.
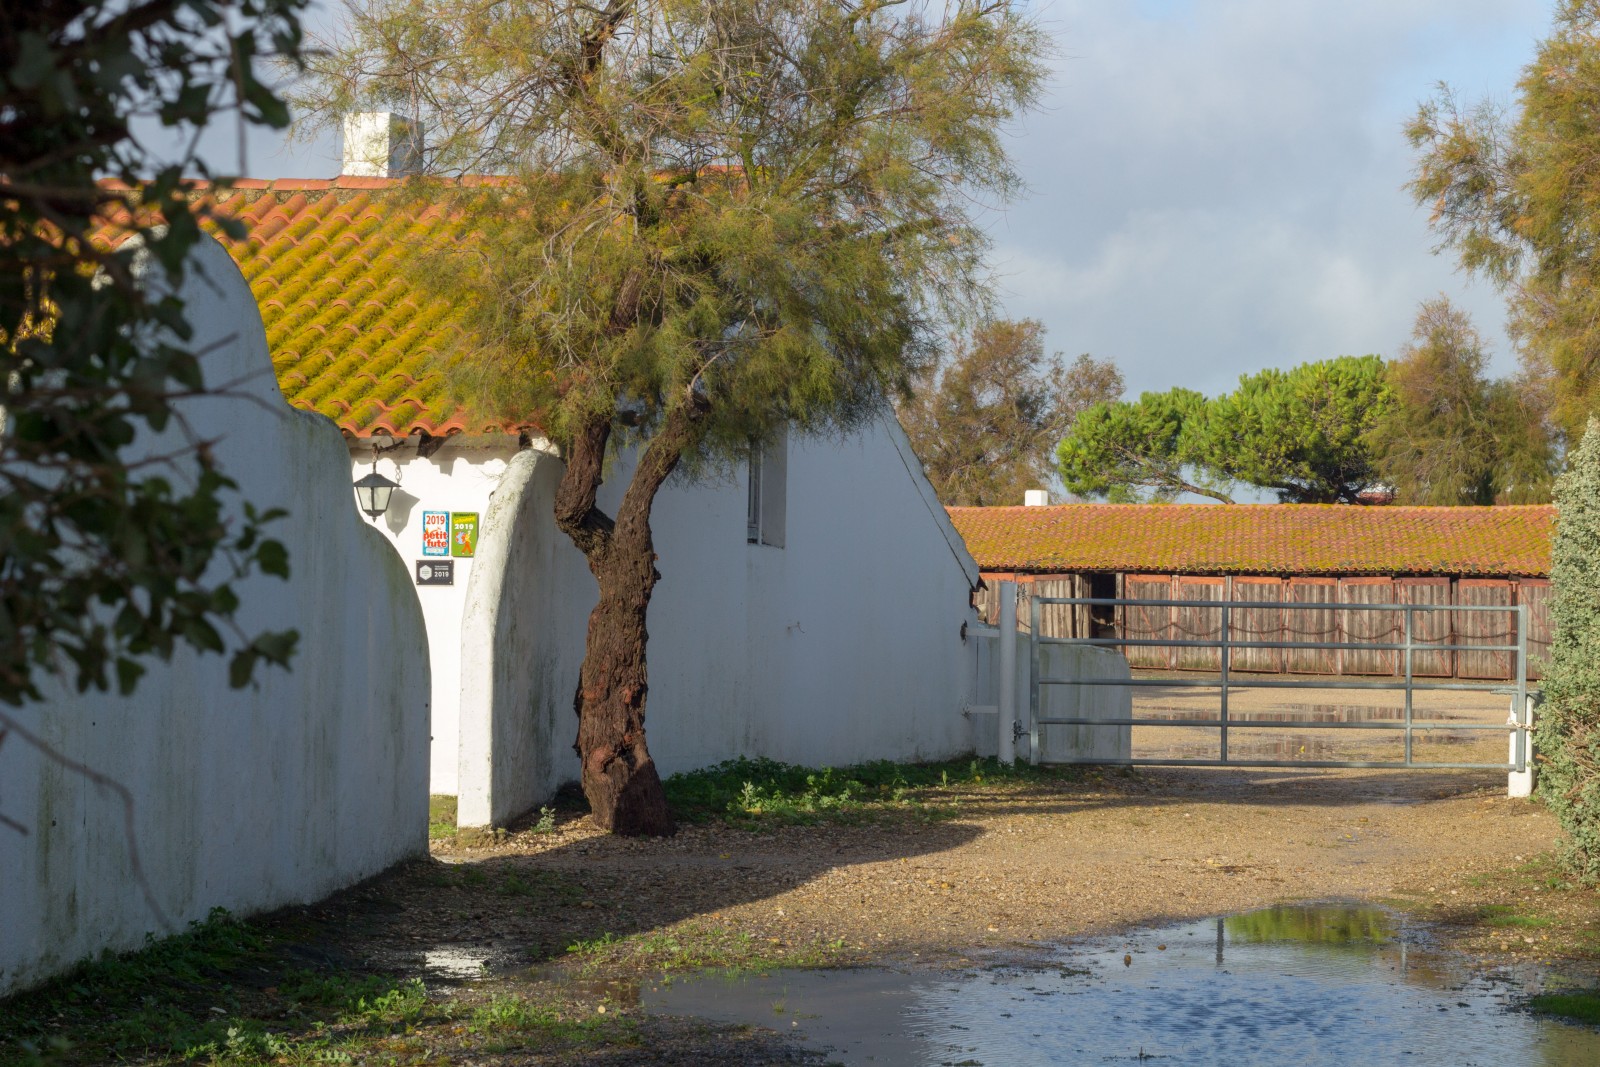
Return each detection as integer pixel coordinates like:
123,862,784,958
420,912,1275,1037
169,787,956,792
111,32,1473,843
300,0,1046,834
1408,0,1600,438
1536,417,1600,883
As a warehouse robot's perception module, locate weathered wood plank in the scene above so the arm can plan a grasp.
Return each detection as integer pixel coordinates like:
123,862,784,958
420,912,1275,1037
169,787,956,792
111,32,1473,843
1286,578,1339,674
1395,577,1453,678
1124,575,1174,669
1175,577,1224,670
1456,579,1514,680
1340,578,1399,676
1520,578,1550,682
1230,577,1284,673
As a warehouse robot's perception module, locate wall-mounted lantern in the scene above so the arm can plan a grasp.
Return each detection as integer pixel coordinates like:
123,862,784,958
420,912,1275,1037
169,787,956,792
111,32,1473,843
353,463,400,521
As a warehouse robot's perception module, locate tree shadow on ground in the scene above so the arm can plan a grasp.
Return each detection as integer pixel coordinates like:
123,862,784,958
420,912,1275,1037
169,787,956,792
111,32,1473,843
0,761,1532,1065
289,763,1513,982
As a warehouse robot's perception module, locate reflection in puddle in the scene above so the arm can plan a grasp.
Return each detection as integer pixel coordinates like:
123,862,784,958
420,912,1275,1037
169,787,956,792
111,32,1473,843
644,905,1600,1066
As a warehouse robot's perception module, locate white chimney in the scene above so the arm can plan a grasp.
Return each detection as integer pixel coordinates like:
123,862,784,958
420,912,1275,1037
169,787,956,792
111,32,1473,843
1024,489,1050,507
341,112,423,178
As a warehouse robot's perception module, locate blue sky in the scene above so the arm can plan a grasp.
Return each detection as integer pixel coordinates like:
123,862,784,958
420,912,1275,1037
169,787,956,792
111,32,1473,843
201,0,1556,398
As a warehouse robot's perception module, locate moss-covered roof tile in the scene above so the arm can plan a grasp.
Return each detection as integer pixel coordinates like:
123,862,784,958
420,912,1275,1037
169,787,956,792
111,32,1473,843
198,177,525,438
946,503,1555,578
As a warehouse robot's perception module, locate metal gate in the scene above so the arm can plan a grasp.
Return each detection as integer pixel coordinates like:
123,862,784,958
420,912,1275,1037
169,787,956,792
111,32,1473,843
1012,589,1533,773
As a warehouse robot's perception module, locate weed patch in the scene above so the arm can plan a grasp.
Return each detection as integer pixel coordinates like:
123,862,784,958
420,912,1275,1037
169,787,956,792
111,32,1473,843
0,908,268,1063
0,907,632,1067
429,794,458,840
663,756,1074,827
468,993,636,1042
1477,905,1555,930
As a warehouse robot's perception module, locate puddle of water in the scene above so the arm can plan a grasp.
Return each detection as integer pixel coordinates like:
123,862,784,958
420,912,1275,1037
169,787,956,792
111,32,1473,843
644,905,1600,1066
420,945,492,980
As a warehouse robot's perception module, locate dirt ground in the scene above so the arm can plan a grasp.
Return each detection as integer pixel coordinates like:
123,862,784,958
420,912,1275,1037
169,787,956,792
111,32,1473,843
414,764,1573,964
245,761,1592,1064
21,763,1595,1065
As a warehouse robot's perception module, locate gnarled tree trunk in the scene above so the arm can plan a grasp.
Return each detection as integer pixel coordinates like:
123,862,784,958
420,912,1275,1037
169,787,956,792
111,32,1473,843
553,401,706,835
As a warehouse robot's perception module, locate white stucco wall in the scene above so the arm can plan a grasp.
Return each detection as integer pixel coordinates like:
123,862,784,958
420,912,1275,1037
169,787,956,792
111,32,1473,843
0,237,430,996
346,440,520,795
450,415,985,826
456,451,593,827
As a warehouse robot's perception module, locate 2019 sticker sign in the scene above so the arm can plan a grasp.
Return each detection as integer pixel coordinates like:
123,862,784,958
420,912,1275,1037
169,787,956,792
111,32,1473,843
422,511,450,556
450,512,479,558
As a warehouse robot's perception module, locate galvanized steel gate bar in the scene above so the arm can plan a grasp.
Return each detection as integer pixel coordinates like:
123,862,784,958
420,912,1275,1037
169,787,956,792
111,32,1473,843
1025,594,1530,772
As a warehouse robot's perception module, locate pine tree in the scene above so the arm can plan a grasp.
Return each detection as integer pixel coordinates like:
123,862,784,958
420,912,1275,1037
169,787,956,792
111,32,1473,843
1536,416,1600,882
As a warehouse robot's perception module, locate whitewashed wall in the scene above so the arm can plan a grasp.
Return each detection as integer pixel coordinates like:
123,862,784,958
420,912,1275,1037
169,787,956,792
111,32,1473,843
455,451,592,827
0,237,430,996
347,441,520,795
453,417,983,827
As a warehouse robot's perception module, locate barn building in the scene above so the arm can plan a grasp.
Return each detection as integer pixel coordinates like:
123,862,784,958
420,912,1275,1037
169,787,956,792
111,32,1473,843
947,504,1554,681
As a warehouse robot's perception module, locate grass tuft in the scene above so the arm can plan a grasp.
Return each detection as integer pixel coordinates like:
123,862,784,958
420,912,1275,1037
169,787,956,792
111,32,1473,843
1477,905,1555,929
663,756,1071,827
0,907,268,1062
429,794,458,839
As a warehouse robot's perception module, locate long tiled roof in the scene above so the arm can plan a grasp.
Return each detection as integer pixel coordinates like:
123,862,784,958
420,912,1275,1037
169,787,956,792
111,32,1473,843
201,177,520,438
946,504,1556,578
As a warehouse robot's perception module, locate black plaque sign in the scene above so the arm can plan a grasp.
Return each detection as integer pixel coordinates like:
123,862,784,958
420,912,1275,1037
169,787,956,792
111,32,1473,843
415,559,454,586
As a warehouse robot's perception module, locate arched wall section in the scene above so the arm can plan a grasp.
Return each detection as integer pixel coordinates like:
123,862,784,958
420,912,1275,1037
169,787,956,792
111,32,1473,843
0,236,431,996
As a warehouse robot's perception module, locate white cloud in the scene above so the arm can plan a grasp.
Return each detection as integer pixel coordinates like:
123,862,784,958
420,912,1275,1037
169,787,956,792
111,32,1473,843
992,0,1551,394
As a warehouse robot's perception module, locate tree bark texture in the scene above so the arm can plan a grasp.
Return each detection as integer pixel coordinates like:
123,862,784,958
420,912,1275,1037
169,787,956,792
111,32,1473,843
553,402,707,835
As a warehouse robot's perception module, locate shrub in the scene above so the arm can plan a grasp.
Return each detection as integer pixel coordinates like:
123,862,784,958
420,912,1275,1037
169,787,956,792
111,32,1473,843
1536,416,1600,882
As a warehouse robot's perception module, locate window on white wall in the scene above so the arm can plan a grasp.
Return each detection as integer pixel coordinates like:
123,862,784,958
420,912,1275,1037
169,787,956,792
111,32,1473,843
746,425,787,548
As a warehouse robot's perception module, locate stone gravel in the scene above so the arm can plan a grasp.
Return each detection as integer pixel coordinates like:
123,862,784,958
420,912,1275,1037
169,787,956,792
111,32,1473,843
313,764,1586,1064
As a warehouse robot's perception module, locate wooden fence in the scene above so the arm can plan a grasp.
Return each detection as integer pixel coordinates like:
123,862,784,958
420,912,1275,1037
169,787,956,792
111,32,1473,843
976,573,1549,682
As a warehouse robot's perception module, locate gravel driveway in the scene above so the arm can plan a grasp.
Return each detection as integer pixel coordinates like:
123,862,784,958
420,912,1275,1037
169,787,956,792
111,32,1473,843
281,764,1588,1064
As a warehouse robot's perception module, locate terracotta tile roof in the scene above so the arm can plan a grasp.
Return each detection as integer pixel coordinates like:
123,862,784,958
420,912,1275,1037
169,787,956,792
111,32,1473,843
946,504,1556,578
195,177,522,438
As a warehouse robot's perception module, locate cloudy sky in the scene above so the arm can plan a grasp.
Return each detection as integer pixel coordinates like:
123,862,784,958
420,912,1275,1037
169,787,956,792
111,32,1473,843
214,0,1556,396
991,0,1552,396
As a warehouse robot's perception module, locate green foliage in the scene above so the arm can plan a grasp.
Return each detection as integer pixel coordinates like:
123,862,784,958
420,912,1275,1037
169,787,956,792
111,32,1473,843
564,924,846,975
1408,0,1600,439
298,0,1048,464
663,755,1065,826
899,319,1123,505
428,794,458,839
1368,299,1557,504
1,0,308,709
0,908,268,1061
467,994,636,1045
1535,417,1600,883
1475,905,1554,929
1203,356,1391,503
1056,388,1223,502
1058,356,1390,503
0,902,648,1065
